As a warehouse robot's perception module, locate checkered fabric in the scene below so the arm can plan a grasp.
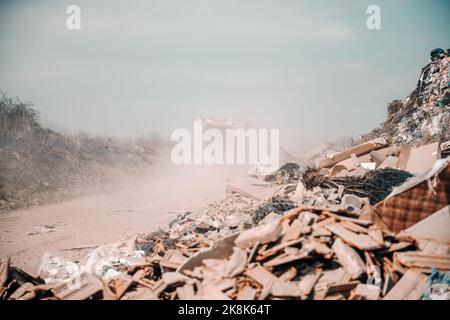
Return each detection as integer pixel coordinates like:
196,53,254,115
372,163,450,233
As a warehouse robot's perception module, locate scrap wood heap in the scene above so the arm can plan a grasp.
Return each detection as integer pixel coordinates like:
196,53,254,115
3,136,449,300
1,204,449,300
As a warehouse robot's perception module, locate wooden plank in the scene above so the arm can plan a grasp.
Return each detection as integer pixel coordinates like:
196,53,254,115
351,283,380,300
244,266,278,287
332,238,365,280
236,284,258,300
368,229,384,246
323,211,373,227
319,138,387,168
327,223,381,250
326,280,360,295
51,272,102,300
376,241,413,254
395,251,450,272
341,221,369,234
263,252,310,267
383,270,427,300
160,250,188,270
278,267,297,282
297,270,322,297
258,238,303,259
314,268,350,299
270,281,303,297
281,219,304,242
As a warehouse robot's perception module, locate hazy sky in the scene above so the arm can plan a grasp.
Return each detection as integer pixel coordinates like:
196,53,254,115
0,0,449,153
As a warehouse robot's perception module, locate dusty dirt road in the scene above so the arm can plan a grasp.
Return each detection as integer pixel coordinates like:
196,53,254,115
0,165,245,275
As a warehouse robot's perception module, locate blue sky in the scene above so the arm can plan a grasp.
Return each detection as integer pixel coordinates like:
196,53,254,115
0,0,449,153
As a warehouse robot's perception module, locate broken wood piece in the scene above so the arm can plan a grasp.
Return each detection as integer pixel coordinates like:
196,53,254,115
160,250,188,270
341,221,369,234
235,221,282,249
322,211,373,226
313,268,350,299
102,281,117,300
319,138,388,168
176,284,196,300
258,238,303,259
309,240,334,259
383,270,428,300
326,280,360,295
51,272,102,300
162,272,189,286
196,285,231,300
297,270,322,297
225,248,247,278
327,223,381,250
281,219,304,242
332,238,365,279
368,229,384,246
236,284,258,300
258,281,274,300
244,266,278,287
377,241,413,254
270,281,303,298
351,283,380,300
278,267,297,282
109,275,134,300
263,252,310,268
394,251,450,272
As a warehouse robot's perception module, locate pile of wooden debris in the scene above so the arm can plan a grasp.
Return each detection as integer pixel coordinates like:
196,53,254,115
2,200,449,300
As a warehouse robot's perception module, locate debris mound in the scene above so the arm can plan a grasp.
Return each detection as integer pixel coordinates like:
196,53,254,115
252,196,297,224
2,203,449,300
360,48,450,146
302,168,413,205
264,163,301,184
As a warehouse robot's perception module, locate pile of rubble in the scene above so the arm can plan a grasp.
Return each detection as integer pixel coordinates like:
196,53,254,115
1,49,450,300
360,48,450,146
1,150,449,300
1,200,449,300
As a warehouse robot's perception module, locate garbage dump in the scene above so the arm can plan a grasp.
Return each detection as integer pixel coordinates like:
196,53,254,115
2,201,449,300
1,49,450,300
359,48,450,145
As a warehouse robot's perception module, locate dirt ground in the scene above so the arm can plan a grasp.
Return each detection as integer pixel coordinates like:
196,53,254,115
0,164,246,275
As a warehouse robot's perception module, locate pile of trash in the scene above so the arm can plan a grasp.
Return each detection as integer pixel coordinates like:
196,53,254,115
1,49,450,300
2,199,449,300
2,150,449,300
360,48,450,146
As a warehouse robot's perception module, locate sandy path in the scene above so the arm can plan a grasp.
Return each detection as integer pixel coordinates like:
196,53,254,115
0,165,244,275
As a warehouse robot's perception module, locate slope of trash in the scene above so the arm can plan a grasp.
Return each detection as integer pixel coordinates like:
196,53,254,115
359,48,450,146
1,49,450,300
